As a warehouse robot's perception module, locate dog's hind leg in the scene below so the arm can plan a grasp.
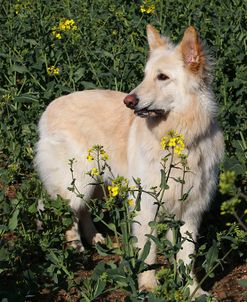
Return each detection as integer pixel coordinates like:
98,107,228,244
35,136,104,251
65,207,105,251
64,181,105,251
79,207,105,245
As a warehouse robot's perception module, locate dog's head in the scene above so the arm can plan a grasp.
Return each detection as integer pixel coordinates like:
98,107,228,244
124,25,210,118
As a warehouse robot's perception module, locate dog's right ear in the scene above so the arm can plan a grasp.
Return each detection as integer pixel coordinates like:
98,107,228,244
180,26,205,73
147,25,167,51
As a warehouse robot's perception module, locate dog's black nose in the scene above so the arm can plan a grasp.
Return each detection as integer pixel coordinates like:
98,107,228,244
123,94,139,109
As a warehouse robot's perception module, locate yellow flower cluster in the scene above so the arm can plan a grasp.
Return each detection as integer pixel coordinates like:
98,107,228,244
108,185,119,197
58,19,77,31
47,66,60,75
86,146,109,162
107,177,129,199
53,32,62,40
52,19,77,39
140,0,155,14
90,167,99,176
86,153,94,161
160,130,185,156
100,149,109,161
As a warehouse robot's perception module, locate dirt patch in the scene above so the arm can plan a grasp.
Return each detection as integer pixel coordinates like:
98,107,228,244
212,263,247,302
51,260,247,302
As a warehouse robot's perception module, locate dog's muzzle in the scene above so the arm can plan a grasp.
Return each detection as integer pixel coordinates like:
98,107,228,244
123,94,165,118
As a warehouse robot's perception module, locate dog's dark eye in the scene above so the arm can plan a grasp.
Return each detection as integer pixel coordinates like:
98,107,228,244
157,73,169,81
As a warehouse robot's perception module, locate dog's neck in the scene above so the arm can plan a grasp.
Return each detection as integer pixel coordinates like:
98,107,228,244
145,93,215,147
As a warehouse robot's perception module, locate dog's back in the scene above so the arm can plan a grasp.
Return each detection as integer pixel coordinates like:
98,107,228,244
35,90,133,198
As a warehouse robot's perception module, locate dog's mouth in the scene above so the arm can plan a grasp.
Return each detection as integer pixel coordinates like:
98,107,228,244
134,108,166,118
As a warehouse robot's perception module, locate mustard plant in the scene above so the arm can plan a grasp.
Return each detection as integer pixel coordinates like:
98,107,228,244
68,132,217,301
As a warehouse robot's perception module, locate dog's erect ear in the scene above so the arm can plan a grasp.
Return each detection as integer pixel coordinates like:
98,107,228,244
147,24,167,51
180,26,205,73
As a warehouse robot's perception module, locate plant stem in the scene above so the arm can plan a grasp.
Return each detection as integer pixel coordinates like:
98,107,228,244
190,247,233,298
233,210,247,231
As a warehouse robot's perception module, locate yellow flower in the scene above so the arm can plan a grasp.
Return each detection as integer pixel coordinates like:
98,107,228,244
174,145,183,155
140,5,146,13
87,154,94,161
55,32,62,39
51,19,77,40
146,4,155,14
160,130,185,156
58,19,77,31
108,185,119,197
160,136,169,149
128,199,134,206
100,150,109,161
91,167,99,176
140,1,155,14
47,66,60,75
51,30,62,39
168,137,177,147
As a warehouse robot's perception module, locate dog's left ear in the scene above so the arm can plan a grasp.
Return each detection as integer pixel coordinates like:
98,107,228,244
147,24,167,51
180,26,205,73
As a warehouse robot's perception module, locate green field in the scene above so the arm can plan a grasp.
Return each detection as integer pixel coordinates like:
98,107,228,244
0,1,246,301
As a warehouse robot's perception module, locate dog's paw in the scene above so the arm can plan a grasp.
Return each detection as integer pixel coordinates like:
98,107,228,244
138,271,157,292
188,283,210,300
91,233,105,245
65,239,85,252
65,228,85,252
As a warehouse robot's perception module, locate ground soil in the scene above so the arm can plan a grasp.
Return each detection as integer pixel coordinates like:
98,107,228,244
54,254,247,302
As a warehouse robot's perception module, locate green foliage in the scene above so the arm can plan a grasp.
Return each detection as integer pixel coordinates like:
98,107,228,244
0,0,246,301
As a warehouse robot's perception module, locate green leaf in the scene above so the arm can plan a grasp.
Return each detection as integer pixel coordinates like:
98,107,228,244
146,234,163,249
224,156,246,175
0,225,9,233
74,67,85,83
81,81,97,89
28,202,37,213
202,240,219,273
94,278,107,298
107,223,117,232
95,244,110,256
8,208,19,231
10,65,28,74
46,250,60,265
194,294,209,302
14,94,39,103
0,246,8,261
140,240,151,262
160,169,169,190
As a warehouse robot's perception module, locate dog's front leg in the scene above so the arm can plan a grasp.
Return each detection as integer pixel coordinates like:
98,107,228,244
132,195,158,292
175,217,208,297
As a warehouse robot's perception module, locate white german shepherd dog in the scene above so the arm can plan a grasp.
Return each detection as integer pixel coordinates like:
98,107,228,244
35,25,224,295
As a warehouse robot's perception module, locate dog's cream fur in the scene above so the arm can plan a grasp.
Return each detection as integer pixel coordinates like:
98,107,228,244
35,25,224,294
